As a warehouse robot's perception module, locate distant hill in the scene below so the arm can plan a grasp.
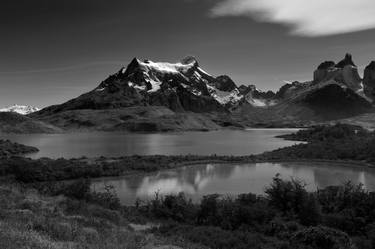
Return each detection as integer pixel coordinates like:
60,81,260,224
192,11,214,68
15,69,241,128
0,112,61,134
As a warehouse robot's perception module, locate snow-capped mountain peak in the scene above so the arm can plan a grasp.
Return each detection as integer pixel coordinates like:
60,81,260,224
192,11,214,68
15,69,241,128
92,56,277,111
0,105,40,115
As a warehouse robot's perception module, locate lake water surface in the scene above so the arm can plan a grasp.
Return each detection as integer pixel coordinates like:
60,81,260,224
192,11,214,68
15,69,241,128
92,162,375,205
0,129,300,158
2,129,372,206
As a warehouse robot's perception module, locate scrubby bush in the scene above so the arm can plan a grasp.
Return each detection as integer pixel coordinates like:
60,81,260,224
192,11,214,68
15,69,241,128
197,194,221,226
147,192,197,222
291,226,353,249
265,174,308,215
298,193,322,226
88,184,121,210
32,179,121,211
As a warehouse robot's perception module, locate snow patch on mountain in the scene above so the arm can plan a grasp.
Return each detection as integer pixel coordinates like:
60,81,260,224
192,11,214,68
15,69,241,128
122,57,278,107
207,85,242,105
139,59,196,75
356,83,373,102
95,87,105,92
197,67,212,77
0,105,40,115
247,98,267,107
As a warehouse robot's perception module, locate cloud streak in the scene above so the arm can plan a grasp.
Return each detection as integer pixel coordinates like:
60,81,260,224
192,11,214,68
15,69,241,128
0,61,125,75
210,0,375,36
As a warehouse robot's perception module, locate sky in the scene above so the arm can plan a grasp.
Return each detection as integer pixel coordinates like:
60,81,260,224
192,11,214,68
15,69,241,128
1,0,375,108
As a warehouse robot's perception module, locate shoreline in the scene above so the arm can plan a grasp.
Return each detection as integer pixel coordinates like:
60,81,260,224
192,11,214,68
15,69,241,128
89,157,375,182
5,153,375,184
0,126,303,136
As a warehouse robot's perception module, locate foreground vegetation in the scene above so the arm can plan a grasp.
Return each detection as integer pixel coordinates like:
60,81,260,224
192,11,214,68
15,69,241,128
4,174,375,249
0,177,206,249
2,123,375,248
0,180,137,249
132,175,375,249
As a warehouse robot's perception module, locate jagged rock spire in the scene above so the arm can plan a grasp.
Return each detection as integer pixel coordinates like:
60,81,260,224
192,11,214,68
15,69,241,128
335,53,356,68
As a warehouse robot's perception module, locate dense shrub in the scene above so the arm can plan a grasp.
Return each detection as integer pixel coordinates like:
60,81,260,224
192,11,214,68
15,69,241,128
33,179,121,210
265,174,308,215
278,123,368,142
137,176,375,248
291,226,353,249
88,184,121,210
147,192,197,222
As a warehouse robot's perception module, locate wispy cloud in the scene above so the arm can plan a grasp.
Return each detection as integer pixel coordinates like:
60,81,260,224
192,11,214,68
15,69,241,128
210,0,375,36
0,61,124,75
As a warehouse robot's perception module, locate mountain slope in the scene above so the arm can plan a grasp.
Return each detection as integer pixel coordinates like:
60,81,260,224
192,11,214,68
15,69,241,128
35,56,276,117
233,54,374,125
31,57,272,131
0,112,61,134
34,106,227,132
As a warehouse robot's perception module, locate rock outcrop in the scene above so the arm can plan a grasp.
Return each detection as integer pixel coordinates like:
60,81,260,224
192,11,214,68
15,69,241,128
313,53,361,91
363,61,375,101
335,53,356,68
215,75,237,92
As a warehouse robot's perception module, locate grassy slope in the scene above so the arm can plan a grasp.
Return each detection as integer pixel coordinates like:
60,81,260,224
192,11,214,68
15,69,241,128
31,106,231,132
0,140,38,157
337,112,375,130
0,180,202,249
0,112,61,134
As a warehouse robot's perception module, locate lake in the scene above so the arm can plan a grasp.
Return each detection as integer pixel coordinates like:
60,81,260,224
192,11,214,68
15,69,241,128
91,162,375,205
0,129,300,159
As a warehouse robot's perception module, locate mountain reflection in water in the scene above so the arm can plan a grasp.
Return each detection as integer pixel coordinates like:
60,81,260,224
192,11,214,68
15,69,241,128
91,162,375,205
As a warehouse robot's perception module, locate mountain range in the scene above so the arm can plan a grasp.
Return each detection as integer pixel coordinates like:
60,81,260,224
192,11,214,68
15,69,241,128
0,105,40,115
3,53,375,133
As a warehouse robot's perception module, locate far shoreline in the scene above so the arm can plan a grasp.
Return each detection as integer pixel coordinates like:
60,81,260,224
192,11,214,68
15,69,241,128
0,126,303,135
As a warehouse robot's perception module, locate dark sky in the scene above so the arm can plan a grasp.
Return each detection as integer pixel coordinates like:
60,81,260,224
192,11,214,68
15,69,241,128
1,0,375,108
